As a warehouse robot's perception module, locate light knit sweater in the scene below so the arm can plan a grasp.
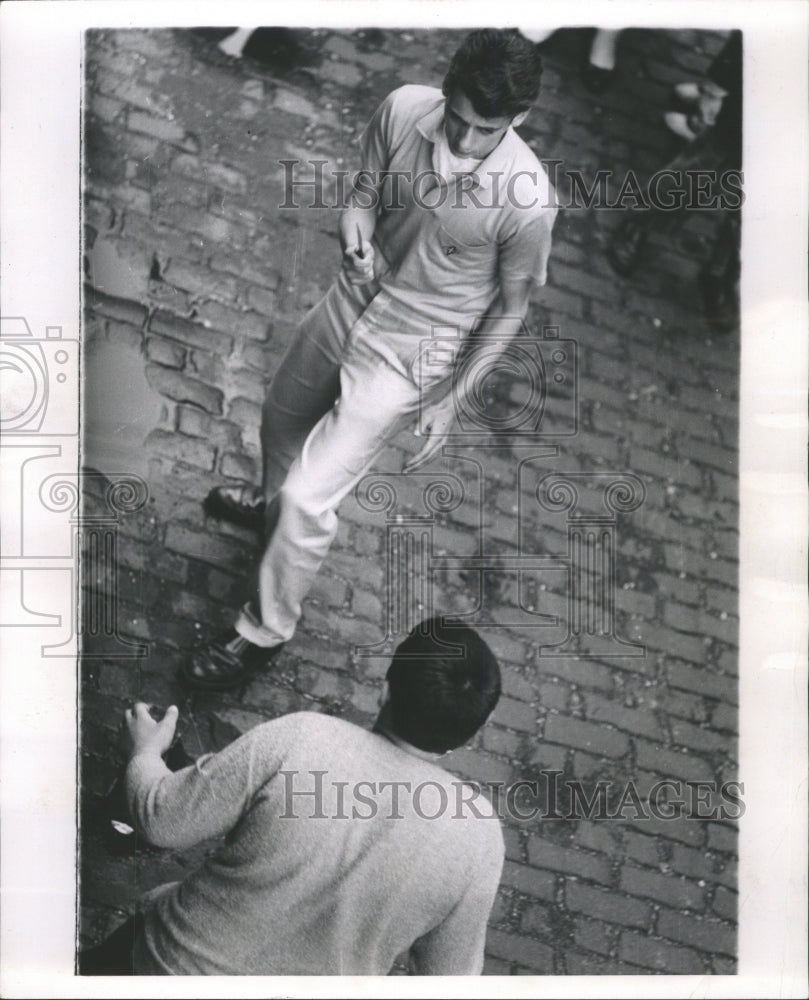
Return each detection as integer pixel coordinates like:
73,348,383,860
125,711,505,975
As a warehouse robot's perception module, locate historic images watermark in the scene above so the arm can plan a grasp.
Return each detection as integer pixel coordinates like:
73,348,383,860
279,159,745,212
278,770,746,822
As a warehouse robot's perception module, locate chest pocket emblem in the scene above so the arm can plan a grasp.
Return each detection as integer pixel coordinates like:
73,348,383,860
445,246,457,256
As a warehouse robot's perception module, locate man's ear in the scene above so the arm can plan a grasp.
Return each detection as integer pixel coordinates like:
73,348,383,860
511,109,529,128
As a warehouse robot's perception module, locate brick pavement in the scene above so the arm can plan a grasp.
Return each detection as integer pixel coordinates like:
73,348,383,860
79,26,739,975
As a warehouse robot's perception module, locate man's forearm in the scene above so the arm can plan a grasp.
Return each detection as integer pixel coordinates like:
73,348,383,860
338,200,378,252
450,304,527,402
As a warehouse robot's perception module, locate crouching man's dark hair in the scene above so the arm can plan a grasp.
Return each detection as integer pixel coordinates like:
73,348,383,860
386,618,501,753
442,28,543,119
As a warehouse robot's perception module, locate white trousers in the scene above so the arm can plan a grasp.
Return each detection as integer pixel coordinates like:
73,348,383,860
234,272,445,646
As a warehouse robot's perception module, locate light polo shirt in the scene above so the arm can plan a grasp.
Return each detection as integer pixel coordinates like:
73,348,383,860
357,84,557,329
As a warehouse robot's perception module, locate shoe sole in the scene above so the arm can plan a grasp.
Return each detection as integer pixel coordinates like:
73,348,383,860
203,490,265,531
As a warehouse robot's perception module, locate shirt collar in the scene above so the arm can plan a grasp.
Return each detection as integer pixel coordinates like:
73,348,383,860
415,98,522,192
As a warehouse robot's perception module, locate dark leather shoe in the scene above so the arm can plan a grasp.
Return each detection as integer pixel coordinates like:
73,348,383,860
180,630,285,691
582,62,616,93
204,484,266,531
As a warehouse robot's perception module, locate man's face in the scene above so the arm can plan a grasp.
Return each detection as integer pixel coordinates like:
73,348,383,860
443,91,515,160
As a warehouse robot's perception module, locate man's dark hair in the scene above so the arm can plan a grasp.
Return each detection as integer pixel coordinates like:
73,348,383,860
386,618,501,753
442,28,543,119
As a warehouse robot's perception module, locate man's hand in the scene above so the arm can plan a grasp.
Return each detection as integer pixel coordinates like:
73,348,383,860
342,238,375,285
122,702,178,760
403,396,456,472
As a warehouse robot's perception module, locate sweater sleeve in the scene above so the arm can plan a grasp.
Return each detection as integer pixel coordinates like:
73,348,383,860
125,718,291,850
408,825,505,975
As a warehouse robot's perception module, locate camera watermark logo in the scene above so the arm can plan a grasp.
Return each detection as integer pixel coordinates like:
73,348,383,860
416,321,577,440
0,317,76,435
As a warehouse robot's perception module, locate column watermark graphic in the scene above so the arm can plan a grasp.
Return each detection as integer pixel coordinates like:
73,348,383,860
353,318,648,658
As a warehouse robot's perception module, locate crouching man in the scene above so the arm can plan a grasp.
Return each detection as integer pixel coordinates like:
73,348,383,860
80,619,505,976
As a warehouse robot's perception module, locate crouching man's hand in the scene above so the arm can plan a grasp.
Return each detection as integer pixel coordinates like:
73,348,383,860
404,396,456,473
122,702,178,759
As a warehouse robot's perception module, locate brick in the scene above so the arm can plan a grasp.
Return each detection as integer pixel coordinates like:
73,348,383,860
490,696,536,734
573,821,619,856
619,930,706,974
620,865,704,911
164,258,240,300
145,364,223,414
614,585,657,618
527,836,611,885
640,623,706,664
670,719,729,754
326,548,384,591
657,687,710,723
170,154,248,194
272,87,321,120
520,900,551,937
705,584,738,617
566,951,638,974
500,860,556,901
211,255,281,291
584,693,662,740
499,668,534,703
227,367,269,405
349,587,382,622
663,549,738,590
538,681,568,712
145,336,185,369
220,452,257,483
667,660,737,705
324,58,367,88
194,301,271,342
164,524,249,570
128,110,194,148
90,93,124,124
566,880,651,929
634,740,715,783
657,909,735,957
482,725,522,759
543,713,629,759
670,843,726,883
145,429,216,470
485,929,553,971
527,743,568,772
573,915,612,955
707,822,738,855
623,831,661,868
228,396,262,430
698,613,738,649
577,374,629,412
478,630,528,667
85,287,148,328
149,309,234,355
482,956,512,975
448,749,513,787
537,657,615,692
206,567,241,603
711,885,737,921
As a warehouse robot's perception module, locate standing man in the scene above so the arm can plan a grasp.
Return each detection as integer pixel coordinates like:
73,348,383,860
81,620,505,975
184,29,556,690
